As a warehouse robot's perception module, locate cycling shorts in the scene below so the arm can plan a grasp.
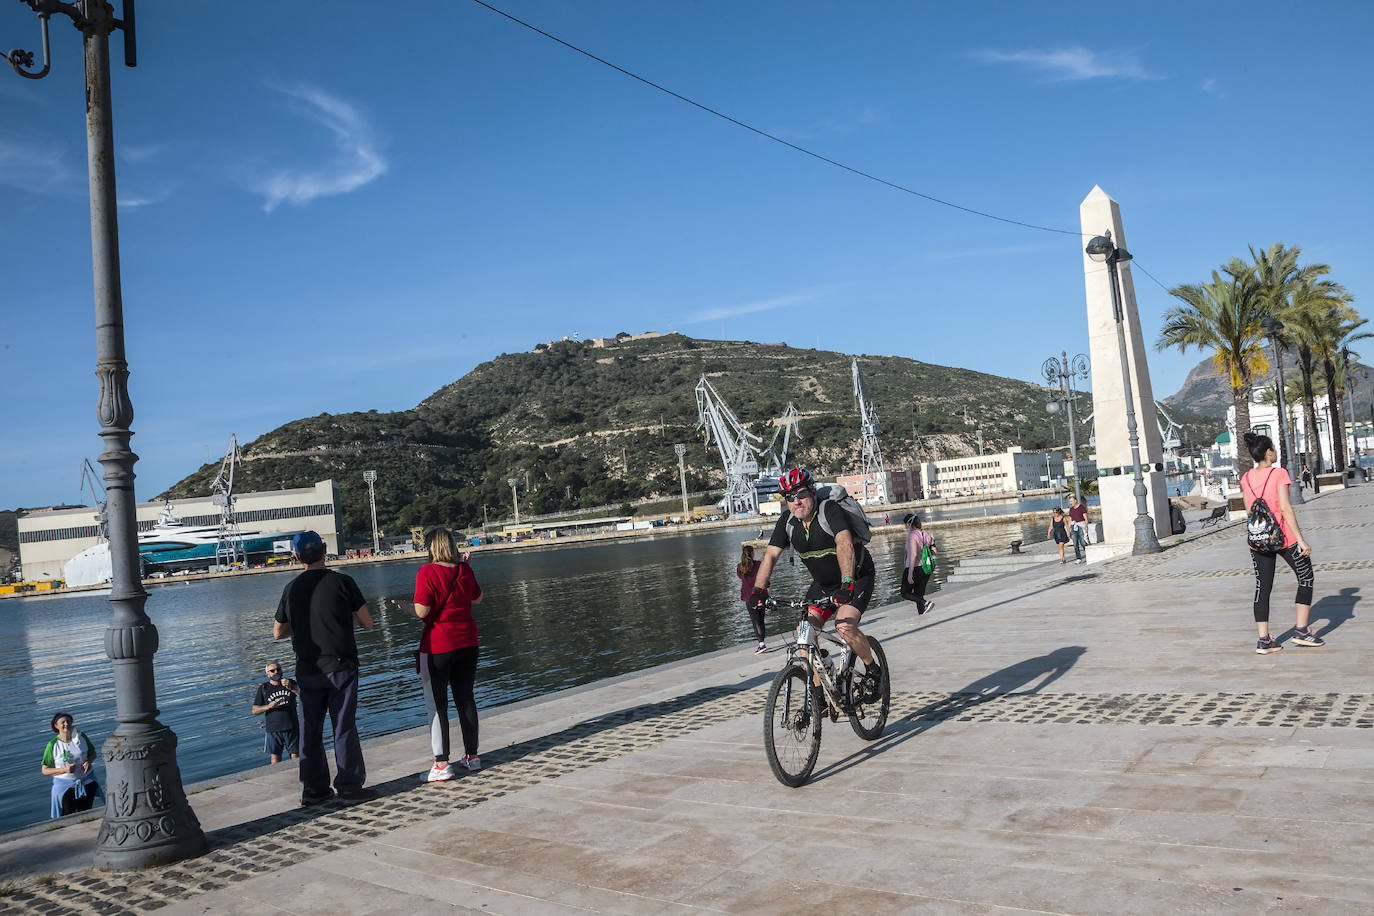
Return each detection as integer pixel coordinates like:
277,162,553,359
805,571,875,624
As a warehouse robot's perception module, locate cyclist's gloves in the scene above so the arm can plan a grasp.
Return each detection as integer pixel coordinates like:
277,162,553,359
835,577,856,606
749,587,769,612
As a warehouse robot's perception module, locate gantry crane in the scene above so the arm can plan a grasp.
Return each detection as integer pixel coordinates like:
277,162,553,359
210,435,246,570
852,359,889,504
695,375,762,515
1156,403,1183,464
79,458,108,542
758,402,801,479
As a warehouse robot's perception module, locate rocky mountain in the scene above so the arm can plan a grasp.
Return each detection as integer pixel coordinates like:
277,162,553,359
1163,346,1372,421
160,334,1220,540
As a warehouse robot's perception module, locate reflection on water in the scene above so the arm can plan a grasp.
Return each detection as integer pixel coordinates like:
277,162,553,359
0,515,1048,832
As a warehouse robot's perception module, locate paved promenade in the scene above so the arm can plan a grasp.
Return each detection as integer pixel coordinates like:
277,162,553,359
2,485,1371,914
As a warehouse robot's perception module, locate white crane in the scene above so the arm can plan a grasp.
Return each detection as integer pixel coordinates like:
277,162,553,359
851,359,889,504
695,375,762,515
1156,403,1182,461
758,402,801,479
210,435,246,570
79,458,108,542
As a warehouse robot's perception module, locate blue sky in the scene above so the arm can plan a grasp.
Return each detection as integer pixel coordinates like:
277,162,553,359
3,1,1371,510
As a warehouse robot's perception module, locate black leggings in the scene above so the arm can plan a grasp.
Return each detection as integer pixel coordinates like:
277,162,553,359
901,568,932,606
1251,544,1315,623
59,782,98,816
744,600,766,642
422,645,479,760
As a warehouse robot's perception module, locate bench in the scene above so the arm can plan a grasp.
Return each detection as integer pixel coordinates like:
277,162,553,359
1009,540,1024,554
1199,506,1227,529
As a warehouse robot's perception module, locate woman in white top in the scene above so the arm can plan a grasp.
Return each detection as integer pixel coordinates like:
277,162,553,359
41,711,100,818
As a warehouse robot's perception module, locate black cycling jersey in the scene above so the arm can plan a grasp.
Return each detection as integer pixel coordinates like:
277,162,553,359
768,499,875,589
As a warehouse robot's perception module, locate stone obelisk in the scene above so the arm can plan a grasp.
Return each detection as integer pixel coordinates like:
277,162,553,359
1080,186,1171,545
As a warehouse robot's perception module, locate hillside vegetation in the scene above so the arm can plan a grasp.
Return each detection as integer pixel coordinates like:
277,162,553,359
161,334,1218,539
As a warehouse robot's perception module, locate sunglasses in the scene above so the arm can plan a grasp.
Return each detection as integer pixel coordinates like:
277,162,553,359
267,669,281,675
783,492,810,504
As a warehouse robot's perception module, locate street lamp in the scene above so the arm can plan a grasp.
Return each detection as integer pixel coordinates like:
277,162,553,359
674,443,689,517
6,0,206,868
1044,351,1090,503
1085,231,1161,554
1260,317,1304,505
507,477,520,525
362,470,380,553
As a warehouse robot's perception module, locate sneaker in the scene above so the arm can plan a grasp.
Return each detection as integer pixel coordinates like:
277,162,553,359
1290,629,1325,647
858,664,884,703
754,642,768,654
1255,636,1283,655
919,600,934,616
460,754,481,772
426,761,456,783
300,788,334,806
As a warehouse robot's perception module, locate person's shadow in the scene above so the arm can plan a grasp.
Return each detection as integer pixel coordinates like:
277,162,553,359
811,645,1086,781
1276,587,1359,641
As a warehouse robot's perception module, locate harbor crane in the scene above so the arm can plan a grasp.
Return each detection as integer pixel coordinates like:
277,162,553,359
695,375,762,515
758,402,801,479
851,359,890,504
79,458,108,542
210,435,246,570
1156,403,1183,463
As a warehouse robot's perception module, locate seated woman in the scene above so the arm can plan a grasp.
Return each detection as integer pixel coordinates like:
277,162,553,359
41,712,100,818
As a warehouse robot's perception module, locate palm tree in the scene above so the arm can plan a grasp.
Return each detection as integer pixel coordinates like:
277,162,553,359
1279,272,1350,473
1313,305,1368,471
1158,268,1269,474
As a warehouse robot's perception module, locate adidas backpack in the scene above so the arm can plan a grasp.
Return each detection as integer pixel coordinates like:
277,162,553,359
1243,468,1285,553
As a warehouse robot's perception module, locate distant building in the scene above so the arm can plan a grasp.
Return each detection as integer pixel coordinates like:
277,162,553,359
918,447,1071,498
17,480,341,582
834,469,921,504
1223,400,1338,469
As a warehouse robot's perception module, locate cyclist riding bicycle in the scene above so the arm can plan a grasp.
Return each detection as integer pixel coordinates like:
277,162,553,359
750,468,880,680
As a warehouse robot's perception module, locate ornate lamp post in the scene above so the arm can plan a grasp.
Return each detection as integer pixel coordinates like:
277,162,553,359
1085,232,1161,555
6,0,206,868
1260,317,1304,504
1043,351,1090,503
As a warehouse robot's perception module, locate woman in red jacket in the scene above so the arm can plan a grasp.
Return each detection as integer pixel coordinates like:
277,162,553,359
414,528,483,782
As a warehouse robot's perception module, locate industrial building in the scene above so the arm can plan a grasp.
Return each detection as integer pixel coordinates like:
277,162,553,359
917,447,1092,498
17,480,341,582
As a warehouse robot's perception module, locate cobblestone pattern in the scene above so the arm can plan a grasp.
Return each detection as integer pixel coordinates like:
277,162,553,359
4,684,1372,912
1079,557,1374,584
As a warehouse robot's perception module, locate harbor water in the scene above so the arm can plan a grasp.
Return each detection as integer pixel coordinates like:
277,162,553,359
0,510,1060,834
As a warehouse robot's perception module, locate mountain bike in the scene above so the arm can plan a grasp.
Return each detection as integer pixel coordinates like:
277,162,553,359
761,597,890,787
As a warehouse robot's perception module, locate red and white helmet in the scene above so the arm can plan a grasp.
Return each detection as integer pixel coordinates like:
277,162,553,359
777,468,815,498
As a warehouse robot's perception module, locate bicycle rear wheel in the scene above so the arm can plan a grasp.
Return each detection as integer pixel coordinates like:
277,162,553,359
847,635,890,741
763,661,822,787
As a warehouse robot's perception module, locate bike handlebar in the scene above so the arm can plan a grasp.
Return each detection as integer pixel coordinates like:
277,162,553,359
763,595,838,613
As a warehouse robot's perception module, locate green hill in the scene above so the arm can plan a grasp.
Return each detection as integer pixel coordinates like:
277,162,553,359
159,334,1219,539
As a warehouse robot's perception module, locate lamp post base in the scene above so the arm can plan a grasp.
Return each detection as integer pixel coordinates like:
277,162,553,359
1131,513,1163,555
94,726,207,870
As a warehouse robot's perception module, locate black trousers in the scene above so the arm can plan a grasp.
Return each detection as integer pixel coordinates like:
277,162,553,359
1251,544,1315,623
743,600,766,642
900,568,931,607
422,645,480,760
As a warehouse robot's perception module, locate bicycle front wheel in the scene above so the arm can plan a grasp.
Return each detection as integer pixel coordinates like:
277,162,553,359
847,635,890,741
763,661,822,787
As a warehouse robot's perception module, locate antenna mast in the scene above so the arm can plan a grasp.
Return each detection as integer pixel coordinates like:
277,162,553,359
210,435,245,570
852,359,890,504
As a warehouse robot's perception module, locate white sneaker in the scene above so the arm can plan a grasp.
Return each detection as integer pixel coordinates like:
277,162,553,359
426,761,456,783
754,642,768,654
460,754,482,772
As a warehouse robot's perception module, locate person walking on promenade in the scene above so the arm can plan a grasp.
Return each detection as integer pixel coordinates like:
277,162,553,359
900,513,937,614
1067,495,1089,565
41,712,100,818
736,545,767,653
413,528,484,783
1048,507,1070,564
1301,464,1312,491
1240,432,1323,654
273,531,376,805
251,661,299,764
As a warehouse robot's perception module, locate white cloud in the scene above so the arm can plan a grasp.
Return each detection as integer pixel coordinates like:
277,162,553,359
252,85,387,212
682,288,832,325
0,134,77,195
118,184,174,209
119,143,166,164
974,46,1159,82
1201,77,1224,100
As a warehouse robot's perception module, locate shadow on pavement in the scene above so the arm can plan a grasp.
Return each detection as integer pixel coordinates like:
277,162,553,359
811,645,1086,784
1277,586,1360,641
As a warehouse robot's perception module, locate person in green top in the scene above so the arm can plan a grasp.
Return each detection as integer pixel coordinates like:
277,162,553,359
41,711,100,818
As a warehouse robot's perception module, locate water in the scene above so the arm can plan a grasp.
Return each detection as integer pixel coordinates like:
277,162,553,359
0,513,1053,833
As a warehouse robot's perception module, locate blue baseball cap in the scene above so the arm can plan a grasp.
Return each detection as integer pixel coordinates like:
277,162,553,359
292,531,324,555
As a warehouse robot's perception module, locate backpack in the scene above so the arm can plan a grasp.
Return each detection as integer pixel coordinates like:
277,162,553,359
1243,469,1285,553
785,483,873,546
919,543,934,575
